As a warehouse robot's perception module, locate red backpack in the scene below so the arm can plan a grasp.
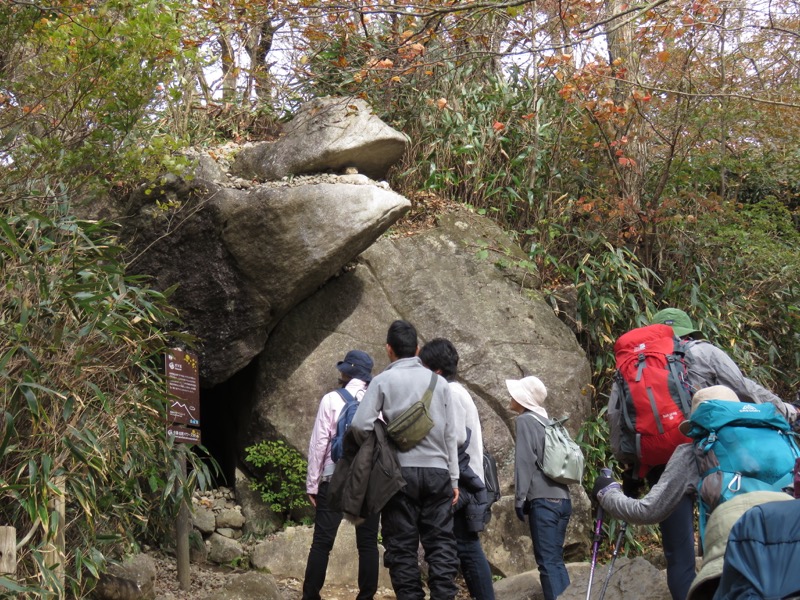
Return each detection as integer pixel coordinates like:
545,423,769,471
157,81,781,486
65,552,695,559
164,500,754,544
613,324,693,477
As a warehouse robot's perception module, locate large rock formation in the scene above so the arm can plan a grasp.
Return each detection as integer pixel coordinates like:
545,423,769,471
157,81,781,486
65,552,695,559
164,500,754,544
230,97,409,181
118,96,600,581
121,102,411,385
245,206,594,570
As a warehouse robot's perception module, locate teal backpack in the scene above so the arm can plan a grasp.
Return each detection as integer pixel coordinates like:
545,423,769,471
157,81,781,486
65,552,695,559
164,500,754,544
685,400,800,543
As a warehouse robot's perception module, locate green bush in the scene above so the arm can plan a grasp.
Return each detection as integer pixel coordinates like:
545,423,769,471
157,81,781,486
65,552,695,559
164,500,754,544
244,440,309,518
0,202,213,597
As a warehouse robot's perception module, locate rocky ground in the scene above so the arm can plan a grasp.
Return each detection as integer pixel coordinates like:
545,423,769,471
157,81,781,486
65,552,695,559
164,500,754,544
152,549,303,599
150,550,472,600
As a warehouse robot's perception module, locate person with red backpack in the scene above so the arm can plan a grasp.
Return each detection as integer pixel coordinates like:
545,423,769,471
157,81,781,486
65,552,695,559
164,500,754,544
606,308,798,600
302,349,379,600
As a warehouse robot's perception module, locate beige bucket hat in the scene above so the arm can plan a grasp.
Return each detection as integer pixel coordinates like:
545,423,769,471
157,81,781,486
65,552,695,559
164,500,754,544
679,385,741,435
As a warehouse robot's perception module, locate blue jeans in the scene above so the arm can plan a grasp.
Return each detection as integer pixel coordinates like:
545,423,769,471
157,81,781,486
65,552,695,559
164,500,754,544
528,498,571,600
302,481,380,600
453,511,495,600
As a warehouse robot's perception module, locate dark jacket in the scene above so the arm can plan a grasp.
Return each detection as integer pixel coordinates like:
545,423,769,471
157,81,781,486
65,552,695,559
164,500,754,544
328,420,405,524
456,428,489,532
713,497,800,600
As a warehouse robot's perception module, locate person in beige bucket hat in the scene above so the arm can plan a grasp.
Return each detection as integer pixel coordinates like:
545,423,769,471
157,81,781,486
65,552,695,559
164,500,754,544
506,375,549,419
678,385,741,436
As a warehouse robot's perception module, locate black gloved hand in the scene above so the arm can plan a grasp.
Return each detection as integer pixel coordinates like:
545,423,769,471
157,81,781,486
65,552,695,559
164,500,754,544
523,499,531,515
515,504,526,522
592,468,621,502
621,465,645,498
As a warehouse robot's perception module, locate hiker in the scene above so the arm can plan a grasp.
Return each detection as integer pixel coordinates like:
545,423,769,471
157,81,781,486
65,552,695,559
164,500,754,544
419,338,495,600
606,307,798,600
650,307,797,421
594,385,798,599
301,350,380,600
350,320,461,600
507,375,571,600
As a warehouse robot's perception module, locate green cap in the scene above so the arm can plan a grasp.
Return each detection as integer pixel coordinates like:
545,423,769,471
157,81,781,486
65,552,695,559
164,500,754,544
651,308,703,339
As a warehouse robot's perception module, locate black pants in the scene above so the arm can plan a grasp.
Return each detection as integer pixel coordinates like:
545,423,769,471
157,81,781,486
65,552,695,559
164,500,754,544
647,466,694,600
301,481,380,600
381,466,459,600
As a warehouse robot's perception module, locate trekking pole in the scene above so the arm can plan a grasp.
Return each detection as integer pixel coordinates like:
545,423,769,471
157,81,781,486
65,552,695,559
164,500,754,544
586,480,608,600
597,520,628,600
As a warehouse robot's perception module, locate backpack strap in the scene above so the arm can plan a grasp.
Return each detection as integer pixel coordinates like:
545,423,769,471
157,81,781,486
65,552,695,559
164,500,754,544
336,387,356,404
667,337,693,416
524,412,551,472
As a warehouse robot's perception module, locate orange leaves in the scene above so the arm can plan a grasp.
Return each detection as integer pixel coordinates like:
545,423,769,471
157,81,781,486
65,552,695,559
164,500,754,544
435,98,448,110
558,83,577,100
492,121,505,132
592,137,637,168
368,58,394,69
398,42,425,61
538,53,573,69
657,50,671,63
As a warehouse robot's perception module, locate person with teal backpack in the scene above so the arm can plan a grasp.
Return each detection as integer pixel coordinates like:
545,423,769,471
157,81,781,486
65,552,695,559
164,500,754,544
680,387,800,546
592,385,800,599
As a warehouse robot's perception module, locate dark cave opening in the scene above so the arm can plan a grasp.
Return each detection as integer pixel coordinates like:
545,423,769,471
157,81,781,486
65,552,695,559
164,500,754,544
198,359,259,487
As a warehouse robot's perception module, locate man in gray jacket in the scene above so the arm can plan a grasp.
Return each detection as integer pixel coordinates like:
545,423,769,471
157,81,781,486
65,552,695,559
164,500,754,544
351,320,460,600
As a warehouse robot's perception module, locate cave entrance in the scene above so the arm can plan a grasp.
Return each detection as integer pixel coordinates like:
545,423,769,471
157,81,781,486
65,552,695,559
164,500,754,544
198,359,259,487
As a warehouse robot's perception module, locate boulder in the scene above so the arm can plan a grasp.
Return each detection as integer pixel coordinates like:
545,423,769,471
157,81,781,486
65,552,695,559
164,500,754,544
207,532,245,565
199,571,283,600
192,506,216,534
230,97,409,181
245,206,594,571
122,175,410,386
234,468,283,537
216,508,245,529
93,553,157,600
250,523,393,589
560,556,671,600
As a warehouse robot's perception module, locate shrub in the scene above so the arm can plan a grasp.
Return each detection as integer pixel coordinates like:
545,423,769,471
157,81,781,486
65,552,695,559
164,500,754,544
0,201,213,597
244,440,309,518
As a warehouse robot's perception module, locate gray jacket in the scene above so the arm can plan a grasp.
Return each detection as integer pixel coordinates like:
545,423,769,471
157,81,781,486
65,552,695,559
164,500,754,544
514,411,570,507
350,356,460,487
599,443,697,524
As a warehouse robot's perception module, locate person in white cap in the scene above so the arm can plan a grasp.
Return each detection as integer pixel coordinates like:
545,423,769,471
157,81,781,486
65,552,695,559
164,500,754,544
507,375,571,600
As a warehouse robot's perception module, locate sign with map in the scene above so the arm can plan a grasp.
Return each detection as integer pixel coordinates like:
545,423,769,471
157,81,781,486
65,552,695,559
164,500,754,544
166,349,200,443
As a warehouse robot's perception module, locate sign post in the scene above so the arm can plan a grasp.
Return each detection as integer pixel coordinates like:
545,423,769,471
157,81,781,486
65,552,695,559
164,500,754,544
165,349,200,592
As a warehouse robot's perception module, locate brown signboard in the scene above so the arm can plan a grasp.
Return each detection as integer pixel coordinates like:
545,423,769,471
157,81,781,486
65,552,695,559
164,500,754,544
167,424,201,445
166,349,200,427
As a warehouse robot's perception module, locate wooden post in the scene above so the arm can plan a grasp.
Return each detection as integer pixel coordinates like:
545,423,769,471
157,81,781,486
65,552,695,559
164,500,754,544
43,477,65,597
0,526,15,575
176,450,191,591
